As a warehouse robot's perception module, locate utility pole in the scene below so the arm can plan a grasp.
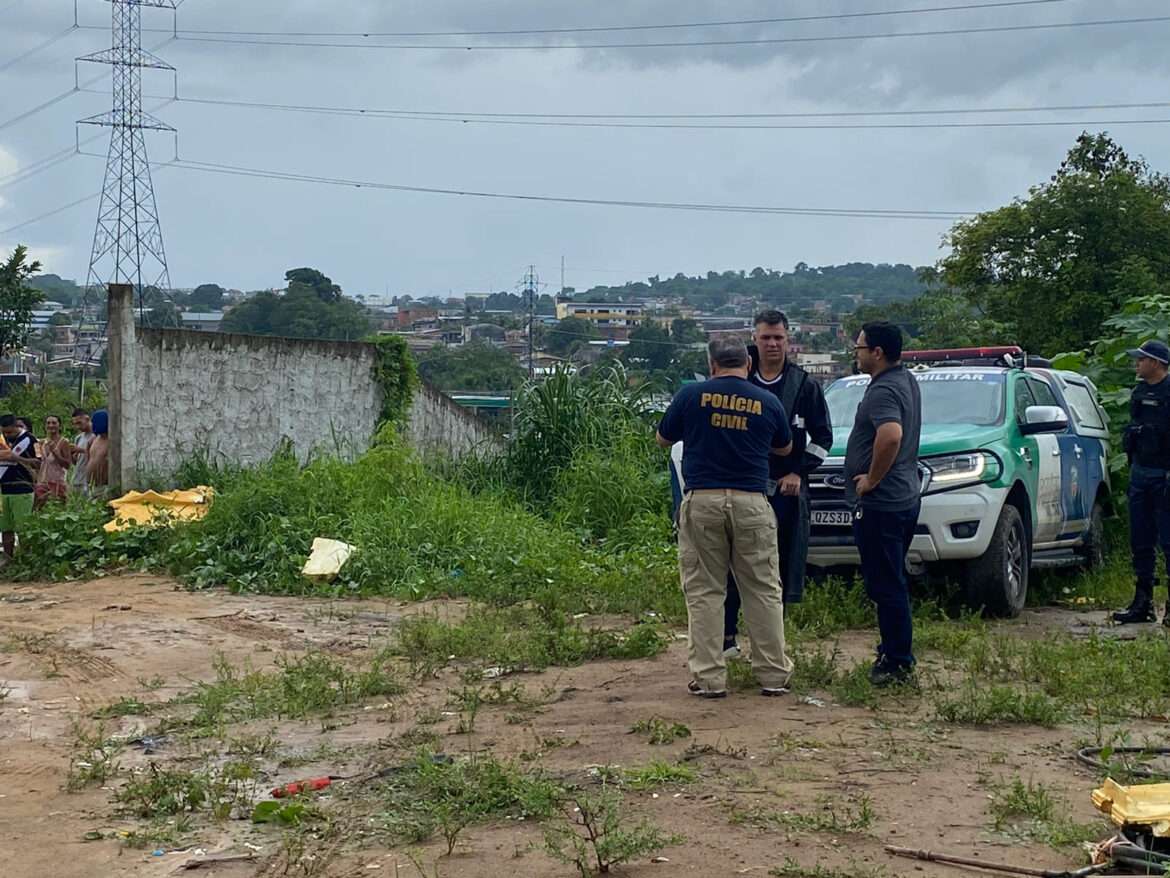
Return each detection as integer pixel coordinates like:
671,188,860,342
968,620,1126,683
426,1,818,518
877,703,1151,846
76,0,176,356
523,265,538,379
561,255,566,296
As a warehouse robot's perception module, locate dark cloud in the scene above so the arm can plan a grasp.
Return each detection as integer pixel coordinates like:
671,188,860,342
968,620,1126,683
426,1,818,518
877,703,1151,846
1,0,1167,293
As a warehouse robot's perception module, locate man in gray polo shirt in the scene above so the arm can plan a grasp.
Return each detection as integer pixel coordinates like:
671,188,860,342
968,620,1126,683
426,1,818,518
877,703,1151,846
844,321,922,686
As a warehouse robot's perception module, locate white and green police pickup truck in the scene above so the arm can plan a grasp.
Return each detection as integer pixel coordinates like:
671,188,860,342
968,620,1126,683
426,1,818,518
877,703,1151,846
809,347,1112,617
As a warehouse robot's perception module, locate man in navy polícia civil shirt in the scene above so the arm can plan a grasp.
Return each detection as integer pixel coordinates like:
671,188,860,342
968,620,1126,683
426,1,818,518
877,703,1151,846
656,338,794,699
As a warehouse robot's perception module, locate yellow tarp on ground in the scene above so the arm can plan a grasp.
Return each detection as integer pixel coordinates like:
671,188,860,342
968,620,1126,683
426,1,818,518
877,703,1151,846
104,486,214,532
302,538,355,582
1093,779,1170,836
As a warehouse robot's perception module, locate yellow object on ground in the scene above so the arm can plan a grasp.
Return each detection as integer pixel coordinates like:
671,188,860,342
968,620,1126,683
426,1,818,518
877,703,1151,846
1092,779,1170,836
302,538,355,582
104,486,214,533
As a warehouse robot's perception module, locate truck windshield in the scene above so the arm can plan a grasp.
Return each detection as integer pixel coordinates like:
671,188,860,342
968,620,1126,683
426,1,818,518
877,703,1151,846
826,371,1006,428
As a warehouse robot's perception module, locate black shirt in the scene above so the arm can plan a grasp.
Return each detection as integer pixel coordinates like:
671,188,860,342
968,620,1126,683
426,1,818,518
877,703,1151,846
843,365,922,511
747,350,834,480
1129,376,1170,470
0,431,38,495
658,376,792,493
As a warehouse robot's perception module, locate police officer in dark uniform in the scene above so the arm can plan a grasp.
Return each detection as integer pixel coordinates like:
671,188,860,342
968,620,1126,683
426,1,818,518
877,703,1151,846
723,310,834,656
1114,340,1170,625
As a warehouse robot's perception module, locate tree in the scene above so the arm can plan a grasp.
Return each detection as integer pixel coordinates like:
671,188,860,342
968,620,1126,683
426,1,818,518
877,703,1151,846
546,317,599,355
140,286,181,329
285,267,342,303
188,283,226,310
939,132,1170,355
670,318,706,345
0,246,45,359
222,286,372,340
624,323,673,372
417,341,526,392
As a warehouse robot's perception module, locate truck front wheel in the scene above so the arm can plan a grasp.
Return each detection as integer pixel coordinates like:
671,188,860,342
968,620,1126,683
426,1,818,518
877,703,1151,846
962,503,1029,618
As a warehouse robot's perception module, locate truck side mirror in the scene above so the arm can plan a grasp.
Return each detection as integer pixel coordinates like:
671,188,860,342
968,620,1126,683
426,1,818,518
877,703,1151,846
1019,405,1069,435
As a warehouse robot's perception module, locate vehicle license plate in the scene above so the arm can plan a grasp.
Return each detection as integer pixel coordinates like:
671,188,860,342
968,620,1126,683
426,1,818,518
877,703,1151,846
811,511,853,527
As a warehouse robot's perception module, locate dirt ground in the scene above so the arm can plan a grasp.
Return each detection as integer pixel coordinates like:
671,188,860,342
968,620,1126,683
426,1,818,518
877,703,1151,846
0,575,1144,878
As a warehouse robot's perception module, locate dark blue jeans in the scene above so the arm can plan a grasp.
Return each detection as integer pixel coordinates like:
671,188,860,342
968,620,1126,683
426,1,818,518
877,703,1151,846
725,488,809,639
1130,464,1170,591
852,502,921,669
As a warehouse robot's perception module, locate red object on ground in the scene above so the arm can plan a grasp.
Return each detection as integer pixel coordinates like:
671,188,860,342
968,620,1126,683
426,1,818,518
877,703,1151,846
271,777,333,798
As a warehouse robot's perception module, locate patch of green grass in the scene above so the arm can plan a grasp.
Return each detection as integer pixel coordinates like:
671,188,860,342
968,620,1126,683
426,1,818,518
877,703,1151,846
630,716,691,746
786,577,874,637
770,857,889,878
392,607,667,676
115,760,260,821
933,683,1064,726
182,652,404,728
726,657,760,692
119,816,194,851
66,720,122,791
789,642,840,693
987,778,1104,848
828,663,883,708
379,751,562,853
733,794,875,835
95,696,151,718
622,760,698,790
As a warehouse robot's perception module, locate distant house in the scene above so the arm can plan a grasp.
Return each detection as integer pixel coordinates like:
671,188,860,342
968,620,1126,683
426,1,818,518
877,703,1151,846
463,323,506,345
397,305,439,329
181,311,225,332
555,301,644,329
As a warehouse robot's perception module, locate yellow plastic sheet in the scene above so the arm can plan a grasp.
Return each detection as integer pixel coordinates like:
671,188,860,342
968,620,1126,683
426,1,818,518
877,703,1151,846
1092,779,1170,836
104,486,214,533
302,538,355,582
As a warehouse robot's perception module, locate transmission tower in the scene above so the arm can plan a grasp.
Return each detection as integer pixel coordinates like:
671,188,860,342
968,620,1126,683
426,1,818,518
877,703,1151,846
521,265,542,379
77,0,176,346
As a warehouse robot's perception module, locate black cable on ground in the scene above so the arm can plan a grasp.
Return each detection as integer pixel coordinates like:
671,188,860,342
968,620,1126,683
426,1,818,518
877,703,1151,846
1077,746,1170,779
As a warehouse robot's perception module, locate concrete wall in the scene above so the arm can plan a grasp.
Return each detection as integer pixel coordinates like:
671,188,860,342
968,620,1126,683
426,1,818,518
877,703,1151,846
108,286,501,489
405,381,503,460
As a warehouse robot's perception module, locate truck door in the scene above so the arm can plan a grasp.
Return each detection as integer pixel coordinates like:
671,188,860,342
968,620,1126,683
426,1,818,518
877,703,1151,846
1012,377,1062,543
1026,375,1082,541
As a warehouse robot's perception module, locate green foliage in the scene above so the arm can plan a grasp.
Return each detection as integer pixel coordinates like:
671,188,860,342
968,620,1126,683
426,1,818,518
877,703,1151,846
66,719,122,791
370,336,418,425
1,383,105,436
381,752,562,852
621,760,697,790
624,323,674,372
188,283,226,310
932,683,1064,726
546,316,599,355
392,607,668,675
0,245,45,359
543,785,677,877
222,285,370,340
579,263,926,313
1052,290,1170,474
986,777,1103,848
416,340,525,392
285,267,341,303
116,760,259,820
939,133,1170,355
630,716,691,746
183,652,404,728
732,794,876,835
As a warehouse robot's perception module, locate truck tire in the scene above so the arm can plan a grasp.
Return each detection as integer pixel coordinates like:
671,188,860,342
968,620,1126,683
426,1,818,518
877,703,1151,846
963,503,1029,618
1076,501,1106,570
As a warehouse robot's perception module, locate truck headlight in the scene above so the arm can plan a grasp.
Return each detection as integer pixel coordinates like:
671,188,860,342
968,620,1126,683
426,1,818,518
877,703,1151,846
920,451,1002,495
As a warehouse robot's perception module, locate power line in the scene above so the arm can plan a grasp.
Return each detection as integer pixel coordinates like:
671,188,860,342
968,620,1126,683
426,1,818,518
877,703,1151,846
164,15,1170,52
0,148,79,191
0,36,174,132
140,91,1170,130
134,92,1170,122
0,191,100,237
0,25,80,73
88,0,1073,39
152,154,969,219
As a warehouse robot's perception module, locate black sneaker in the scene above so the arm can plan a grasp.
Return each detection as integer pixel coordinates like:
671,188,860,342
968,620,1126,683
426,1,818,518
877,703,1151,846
688,680,727,699
869,658,914,688
1112,602,1156,624
1163,603,1170,629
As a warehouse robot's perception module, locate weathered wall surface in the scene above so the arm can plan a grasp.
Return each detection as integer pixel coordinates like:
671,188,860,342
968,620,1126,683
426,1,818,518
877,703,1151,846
108,287,501,489
405,381,503,460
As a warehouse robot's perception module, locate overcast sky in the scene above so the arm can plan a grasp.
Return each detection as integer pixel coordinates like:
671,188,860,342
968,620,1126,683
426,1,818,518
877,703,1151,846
2,0,1169,298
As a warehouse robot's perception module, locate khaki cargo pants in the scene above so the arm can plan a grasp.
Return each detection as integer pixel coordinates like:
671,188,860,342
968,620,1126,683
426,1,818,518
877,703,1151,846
678,489,794,692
